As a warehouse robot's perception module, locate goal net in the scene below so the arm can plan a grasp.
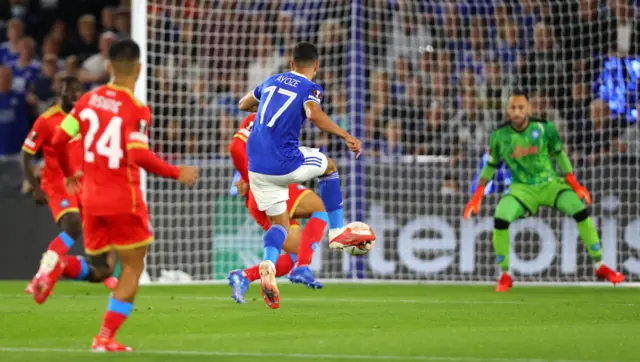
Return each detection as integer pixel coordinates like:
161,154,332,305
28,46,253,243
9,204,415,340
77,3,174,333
136,0,640,284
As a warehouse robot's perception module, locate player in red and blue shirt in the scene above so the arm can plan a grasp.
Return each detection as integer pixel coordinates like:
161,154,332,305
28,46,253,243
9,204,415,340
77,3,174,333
238,41,371,309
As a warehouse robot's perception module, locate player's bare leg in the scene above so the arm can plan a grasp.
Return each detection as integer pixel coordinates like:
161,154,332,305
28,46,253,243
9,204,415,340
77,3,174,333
229,227,301,304
260,211,290,309
92,245,147,352
289,191,326,288
320,158,374,249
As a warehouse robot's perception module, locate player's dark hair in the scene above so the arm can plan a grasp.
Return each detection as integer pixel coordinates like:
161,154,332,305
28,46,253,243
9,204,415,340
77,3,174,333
510,89,529,101
108,38,140,63
292,41,318,66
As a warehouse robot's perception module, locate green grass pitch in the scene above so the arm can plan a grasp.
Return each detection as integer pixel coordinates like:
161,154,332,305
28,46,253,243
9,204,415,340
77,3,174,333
0,281,638,362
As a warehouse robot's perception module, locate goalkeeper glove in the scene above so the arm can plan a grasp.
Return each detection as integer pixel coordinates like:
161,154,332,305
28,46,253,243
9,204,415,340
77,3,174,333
565,172,591,204
464,185,485,220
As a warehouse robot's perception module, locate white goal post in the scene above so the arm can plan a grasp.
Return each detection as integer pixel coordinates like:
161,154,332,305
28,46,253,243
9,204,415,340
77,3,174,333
133,0,640,284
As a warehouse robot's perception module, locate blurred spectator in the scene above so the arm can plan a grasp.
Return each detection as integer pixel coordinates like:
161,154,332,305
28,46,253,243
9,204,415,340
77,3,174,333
520,22,568,102
0,66,28,156
579,99,626,162
388,1,434,68
570,0,612,60
365,69,391,153
317,19,346,83
608,0,639,55
495,19,524,76
10,37,40,97
482,60,506,118
246,34,284,90
101,6,116,33
616,102,640,157
114,7,131,38
63,55,79,78
0,18,24,65
363,0,392,70
40,36,63,69
32,54,58,113
380,120,404,158
50,20,71,57
423,101,450,156
449,89,493,155
71,14,99,62
391,56,411,101
78,31,114,88
398,75,425,154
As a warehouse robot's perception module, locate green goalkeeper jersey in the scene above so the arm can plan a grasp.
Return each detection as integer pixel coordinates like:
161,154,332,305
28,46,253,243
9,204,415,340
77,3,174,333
486,118,564,185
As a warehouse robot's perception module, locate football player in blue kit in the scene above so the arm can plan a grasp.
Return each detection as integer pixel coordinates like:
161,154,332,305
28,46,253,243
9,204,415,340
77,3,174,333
238,41,373,309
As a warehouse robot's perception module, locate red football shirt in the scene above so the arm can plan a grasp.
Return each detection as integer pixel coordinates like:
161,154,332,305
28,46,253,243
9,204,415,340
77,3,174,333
230,113,255,182
22,104,83,193
67,84,151,216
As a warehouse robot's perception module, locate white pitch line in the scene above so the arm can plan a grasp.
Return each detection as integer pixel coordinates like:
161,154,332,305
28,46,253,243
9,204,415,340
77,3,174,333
0,347,622,362
0,293,637,307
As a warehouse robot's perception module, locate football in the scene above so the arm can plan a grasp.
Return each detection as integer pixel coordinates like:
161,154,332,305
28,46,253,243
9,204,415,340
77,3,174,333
342,222,376,256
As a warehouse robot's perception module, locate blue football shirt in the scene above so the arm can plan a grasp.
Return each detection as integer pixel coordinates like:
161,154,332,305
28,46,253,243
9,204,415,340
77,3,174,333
10,59,41,95
0,42,18,65
246,71,324,176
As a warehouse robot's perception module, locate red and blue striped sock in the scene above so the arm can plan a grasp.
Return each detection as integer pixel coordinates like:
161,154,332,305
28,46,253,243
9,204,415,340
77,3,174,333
99,298,133,339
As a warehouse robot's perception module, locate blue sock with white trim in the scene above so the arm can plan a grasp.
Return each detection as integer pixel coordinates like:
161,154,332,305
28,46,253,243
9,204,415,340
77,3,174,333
263,225,287,265
318,172,344,231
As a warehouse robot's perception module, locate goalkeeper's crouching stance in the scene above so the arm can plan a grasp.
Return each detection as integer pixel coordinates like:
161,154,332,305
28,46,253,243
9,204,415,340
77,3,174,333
464,90,625,292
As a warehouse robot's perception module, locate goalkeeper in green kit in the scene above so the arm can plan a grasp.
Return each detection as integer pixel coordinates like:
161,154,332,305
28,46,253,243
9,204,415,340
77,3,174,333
464,90,625,292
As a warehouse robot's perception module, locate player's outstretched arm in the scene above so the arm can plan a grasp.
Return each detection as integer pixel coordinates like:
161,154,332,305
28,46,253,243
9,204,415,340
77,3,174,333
238,91,259,113
20,149,46,204
553,149,591,204
304,101,362,157
546,121,592,204
465,135,501,220
128,148,200,187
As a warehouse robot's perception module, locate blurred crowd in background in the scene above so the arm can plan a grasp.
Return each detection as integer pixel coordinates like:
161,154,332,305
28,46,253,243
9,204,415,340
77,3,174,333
0,0,639,197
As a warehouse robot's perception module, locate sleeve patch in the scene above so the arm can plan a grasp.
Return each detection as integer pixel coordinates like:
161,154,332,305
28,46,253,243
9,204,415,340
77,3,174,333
312,89,323,101
24,131,37,148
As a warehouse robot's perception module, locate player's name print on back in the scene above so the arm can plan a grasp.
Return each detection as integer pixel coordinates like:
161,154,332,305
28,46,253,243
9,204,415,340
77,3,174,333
87,93,122,114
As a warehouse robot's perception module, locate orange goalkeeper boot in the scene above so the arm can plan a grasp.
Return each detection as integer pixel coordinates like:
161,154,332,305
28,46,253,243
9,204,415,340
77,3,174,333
595,264,625,285
91,336,133,352
495,272,513,292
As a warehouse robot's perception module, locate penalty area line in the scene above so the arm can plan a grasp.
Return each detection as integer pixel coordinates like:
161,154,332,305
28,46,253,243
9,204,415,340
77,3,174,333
0,347,619,362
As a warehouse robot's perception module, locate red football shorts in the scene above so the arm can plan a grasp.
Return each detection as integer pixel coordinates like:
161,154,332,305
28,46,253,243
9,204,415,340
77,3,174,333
247,184,310,231
45,186,81,223
83,212,153,255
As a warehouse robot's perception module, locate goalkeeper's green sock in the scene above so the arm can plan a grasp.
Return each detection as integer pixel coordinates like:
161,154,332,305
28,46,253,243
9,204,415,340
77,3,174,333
492,228,510,273
577,217,603,265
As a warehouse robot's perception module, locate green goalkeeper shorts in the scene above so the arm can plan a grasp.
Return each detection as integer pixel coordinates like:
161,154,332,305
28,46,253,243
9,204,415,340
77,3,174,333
504,179,572,216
